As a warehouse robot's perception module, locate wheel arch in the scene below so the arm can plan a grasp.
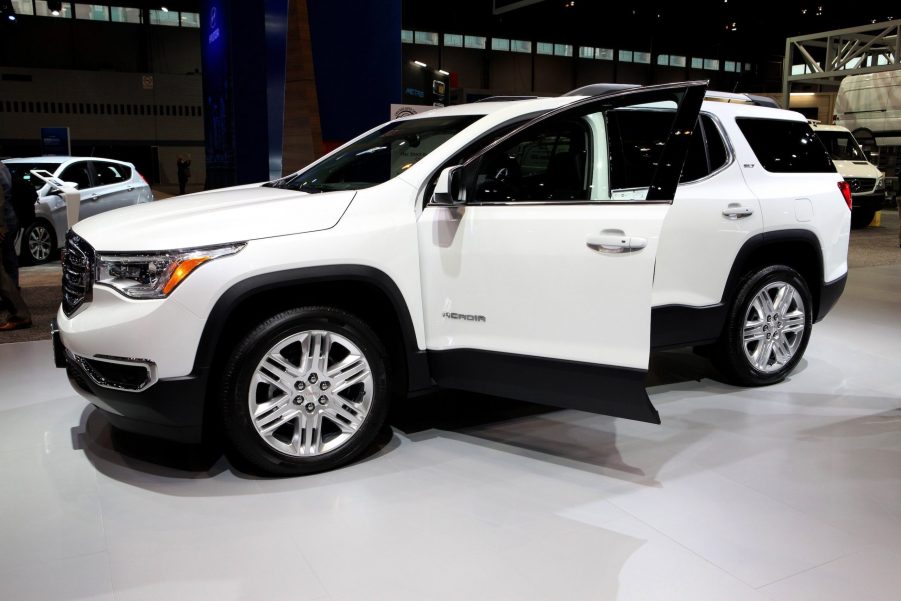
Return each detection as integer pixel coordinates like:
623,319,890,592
193,265,431,401
723,230,825,321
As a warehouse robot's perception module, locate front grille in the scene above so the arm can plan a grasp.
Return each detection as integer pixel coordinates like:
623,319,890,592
62,233,95,317
845,177,876,194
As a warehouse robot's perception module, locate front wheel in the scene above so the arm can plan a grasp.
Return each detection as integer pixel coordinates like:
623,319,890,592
220,307,391,476
20,220,57,265
714,265,813,386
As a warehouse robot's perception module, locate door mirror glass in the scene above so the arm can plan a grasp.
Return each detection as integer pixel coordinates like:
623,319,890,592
429,166,464,206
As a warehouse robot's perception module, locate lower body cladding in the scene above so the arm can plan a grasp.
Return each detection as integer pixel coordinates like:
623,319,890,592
53,320,208,444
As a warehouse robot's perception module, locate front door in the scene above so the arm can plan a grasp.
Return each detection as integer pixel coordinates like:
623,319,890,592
417,82,707,422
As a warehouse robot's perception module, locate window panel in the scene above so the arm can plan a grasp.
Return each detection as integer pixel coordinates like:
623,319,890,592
464,35,486,49
414,31,439,45
580,46,595,59
401,29,414,44
736,118,833,173
618,50,633,63
111,7,142,23
443,33,463,47
35,1,73,17
536,42,554,55
74,4,109,21
10,0,35,15
634,52,651,64
554,43,572,57
596,48,614,60
491,37,510,51
703,58,720,70
149,9,179,26
670,55,686,68
511,39,531,53
691,57,703,69
180,12,200,28
657,54,669,66
60,162,93,190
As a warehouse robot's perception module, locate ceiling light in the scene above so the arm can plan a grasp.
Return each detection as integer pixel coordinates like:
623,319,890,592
414,60,427,67
161,6,169,12
438,69,450,75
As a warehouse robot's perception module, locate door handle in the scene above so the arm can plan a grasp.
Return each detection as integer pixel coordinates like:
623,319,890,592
722,205,754,219
586,232,647,253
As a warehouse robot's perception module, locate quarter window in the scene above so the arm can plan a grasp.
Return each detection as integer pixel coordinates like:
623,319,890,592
736,118,833,173
93,162,131,185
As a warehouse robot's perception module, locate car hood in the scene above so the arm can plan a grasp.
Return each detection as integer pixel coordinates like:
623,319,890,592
832,160,882,179
72,186,355,251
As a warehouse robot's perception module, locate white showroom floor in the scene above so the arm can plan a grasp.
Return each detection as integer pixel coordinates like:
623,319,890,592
1,264,899,601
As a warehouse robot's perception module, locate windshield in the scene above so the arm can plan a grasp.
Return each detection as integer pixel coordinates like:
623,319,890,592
269,115,482,193
815,131,867,161
4,162,60,191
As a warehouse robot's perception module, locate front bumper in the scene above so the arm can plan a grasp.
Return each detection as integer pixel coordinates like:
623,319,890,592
53,320,208,444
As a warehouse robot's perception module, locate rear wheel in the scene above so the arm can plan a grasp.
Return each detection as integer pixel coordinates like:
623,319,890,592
220,307,390,476
714,265,813,386
20,220,56,265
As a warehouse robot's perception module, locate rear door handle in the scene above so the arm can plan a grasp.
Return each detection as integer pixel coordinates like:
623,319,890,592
722,205,754,219
586,232,647,253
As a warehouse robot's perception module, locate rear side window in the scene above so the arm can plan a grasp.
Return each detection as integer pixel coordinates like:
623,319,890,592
736,118,834,173
93,162,131,186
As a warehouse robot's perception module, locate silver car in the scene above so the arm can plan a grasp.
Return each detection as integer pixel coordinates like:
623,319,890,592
3,156,154,264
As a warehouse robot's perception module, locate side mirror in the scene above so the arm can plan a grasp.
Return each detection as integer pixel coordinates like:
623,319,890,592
430,166,464,206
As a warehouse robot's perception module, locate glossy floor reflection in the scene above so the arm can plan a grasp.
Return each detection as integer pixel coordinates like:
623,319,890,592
1,264,899,601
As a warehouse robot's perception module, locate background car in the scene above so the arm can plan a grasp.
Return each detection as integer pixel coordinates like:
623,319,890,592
810,123,886,228
2,156,153,264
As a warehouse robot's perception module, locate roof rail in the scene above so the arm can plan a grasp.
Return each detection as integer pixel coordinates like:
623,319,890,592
705,91,782,108
474,95,540,103
561,83,641,97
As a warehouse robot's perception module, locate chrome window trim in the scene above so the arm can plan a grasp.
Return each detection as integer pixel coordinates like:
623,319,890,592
676,111,736,188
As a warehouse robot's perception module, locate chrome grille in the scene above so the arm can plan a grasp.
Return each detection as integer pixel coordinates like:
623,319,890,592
845,177,875,194
62,233,95,317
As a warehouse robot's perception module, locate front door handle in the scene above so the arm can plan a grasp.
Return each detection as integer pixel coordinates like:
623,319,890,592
722,205,754,219
586,232,647,253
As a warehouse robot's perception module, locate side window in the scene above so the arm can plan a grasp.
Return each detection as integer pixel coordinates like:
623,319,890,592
93,162,130,186
606,108,677,193
680,114,730,183
471,119,590,202
736,118,833,173
59,162,93,190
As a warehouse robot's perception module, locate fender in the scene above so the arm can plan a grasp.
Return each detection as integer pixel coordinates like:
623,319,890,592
191,265,431,392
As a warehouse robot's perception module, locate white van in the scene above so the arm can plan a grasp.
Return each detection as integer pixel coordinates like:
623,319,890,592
834,70,901,148
810,123,885,228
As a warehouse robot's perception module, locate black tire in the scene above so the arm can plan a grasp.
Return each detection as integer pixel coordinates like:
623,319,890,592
219,307,391,476
850,207,876,229
19,219,57,265
713,265,813,387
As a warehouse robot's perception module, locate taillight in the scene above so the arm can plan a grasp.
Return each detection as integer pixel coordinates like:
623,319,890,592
837,181,852,210
138,172,148,184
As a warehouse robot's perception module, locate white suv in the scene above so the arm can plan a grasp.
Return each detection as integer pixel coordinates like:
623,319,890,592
52,82,850,475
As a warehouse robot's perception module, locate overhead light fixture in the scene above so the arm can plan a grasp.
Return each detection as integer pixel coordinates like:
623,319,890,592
438,69,450,76
47,0,62,15
414,60,427,67
7,13,16,21
791,92,816,96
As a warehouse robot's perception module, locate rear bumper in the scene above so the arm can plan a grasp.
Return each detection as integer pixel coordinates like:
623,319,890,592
816,273,847,323
53,320,208,444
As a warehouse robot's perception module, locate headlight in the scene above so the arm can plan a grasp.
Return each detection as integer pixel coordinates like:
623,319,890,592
95,243,245,299
875,175,885,191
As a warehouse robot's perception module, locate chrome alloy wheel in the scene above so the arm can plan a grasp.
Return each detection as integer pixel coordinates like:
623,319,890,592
28,225,52,261
248,330,373,457
742,281,806,373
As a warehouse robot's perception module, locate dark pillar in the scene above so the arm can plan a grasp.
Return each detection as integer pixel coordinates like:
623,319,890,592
200,0,290,189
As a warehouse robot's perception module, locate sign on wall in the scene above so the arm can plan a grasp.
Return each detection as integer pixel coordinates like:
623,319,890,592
40,127,71,156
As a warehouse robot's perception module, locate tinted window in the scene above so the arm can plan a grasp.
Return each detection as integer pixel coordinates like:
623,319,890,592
736,118,834,173
703,115,728,172
607,108,683,190
60,162,93,190
814,130,867,161
4,162,62,191
93,162,131,186
472,120,589,202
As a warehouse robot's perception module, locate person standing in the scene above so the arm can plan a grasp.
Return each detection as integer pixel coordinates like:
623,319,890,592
0,161,20,285
0,182,32,331
176,154,192,195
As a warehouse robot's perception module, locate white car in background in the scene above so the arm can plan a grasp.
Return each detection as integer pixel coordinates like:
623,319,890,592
810,123,886,228
3,156,153,264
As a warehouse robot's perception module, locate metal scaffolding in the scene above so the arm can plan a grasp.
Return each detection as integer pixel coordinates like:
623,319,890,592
782,20,901,107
